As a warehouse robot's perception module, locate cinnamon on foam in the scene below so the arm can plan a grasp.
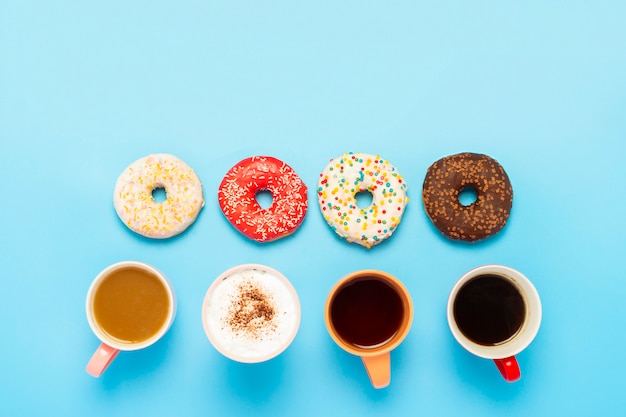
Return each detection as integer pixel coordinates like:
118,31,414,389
202,265,300,363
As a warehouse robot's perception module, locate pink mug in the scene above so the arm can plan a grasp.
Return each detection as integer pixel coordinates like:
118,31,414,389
85,261,176,377
447,265,541,382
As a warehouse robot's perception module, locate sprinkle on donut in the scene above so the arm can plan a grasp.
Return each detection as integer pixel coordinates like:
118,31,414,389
317,152,409,249
218,156,308,243
422,152,513,242
113,154,204,239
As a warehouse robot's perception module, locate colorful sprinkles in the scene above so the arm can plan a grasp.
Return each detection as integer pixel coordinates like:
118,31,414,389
113,154,204,239
317,152,409,249
218,156,308,242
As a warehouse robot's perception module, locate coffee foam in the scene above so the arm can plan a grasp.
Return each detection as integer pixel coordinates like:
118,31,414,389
203,266,300,362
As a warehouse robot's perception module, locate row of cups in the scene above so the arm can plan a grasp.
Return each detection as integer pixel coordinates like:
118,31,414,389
86,262,541,388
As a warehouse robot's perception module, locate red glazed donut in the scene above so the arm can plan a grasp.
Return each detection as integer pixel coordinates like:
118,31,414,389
218,156,308,242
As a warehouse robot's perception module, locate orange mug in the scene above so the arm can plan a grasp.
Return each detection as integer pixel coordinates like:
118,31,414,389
324,270,413,389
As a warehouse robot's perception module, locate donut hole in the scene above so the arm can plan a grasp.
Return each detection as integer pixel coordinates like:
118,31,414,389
255,190,274,209
151,186,168,204
458,186,478,207
355,190,374,209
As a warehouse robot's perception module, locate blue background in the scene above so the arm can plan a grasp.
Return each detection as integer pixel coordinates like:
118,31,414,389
1,1,625,416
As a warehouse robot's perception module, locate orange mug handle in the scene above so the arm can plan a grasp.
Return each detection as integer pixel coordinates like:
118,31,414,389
86,343,120,377
494,356,521,382
361,352,391,389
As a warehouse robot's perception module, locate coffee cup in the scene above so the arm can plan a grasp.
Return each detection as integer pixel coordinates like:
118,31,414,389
202,264,301,363
447,264,541,382
324,270,413,389
85,261,176,377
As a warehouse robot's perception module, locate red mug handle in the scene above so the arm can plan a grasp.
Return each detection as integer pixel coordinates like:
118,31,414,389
494,356,521,382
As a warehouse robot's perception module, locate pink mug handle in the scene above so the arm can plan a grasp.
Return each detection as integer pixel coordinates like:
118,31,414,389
86,343,120,377
494,356,521,382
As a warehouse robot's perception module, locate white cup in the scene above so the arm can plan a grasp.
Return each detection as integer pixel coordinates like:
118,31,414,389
202,264,301,363
447,264,541,382
85,261,176,377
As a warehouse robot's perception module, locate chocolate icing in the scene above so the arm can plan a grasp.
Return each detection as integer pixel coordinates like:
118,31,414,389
422,153,513,242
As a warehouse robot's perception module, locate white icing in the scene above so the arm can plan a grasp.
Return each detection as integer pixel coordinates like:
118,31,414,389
317,152,409,248
113,154,204,239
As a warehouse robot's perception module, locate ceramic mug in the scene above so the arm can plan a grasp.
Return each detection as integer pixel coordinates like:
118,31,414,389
85,261,176,377
447,264,541,382
202,264,301,363
325,270,413,389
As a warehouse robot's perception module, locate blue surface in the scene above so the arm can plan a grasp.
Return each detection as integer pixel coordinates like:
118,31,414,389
1,1,625,416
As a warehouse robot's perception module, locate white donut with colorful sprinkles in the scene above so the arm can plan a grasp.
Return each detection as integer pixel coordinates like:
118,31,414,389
317,152,409,248
113,153,204,239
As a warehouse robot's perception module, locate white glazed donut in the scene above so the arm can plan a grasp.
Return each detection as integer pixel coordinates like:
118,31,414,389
113,154,204,239
317,152,409,248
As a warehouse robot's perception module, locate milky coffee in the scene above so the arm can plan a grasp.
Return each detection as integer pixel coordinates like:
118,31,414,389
202,264,300,363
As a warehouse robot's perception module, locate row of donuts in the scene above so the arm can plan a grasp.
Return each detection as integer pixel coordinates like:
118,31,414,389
113,151,514,246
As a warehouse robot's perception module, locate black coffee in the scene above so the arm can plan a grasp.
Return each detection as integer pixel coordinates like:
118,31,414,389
453,274,526,346
330,277,404,348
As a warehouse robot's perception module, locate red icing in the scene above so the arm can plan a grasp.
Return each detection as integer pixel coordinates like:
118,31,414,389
217,156,308,242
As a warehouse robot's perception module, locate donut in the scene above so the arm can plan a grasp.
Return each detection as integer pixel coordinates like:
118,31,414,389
422,152,513,242
317,152,409,249
113,154,204,239
218,156,308,242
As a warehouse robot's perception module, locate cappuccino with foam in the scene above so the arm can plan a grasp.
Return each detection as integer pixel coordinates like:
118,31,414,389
202,264,300,363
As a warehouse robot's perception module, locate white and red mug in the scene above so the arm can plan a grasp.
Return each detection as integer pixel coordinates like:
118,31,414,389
85,261,176,377
447,265,541,382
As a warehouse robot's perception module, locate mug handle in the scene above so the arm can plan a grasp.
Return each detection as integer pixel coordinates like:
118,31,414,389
361,352,391,389
494,356,521,382
86,343,120,377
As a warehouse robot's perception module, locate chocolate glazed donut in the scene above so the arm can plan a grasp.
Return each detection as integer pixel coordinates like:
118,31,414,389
422,153,513,242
